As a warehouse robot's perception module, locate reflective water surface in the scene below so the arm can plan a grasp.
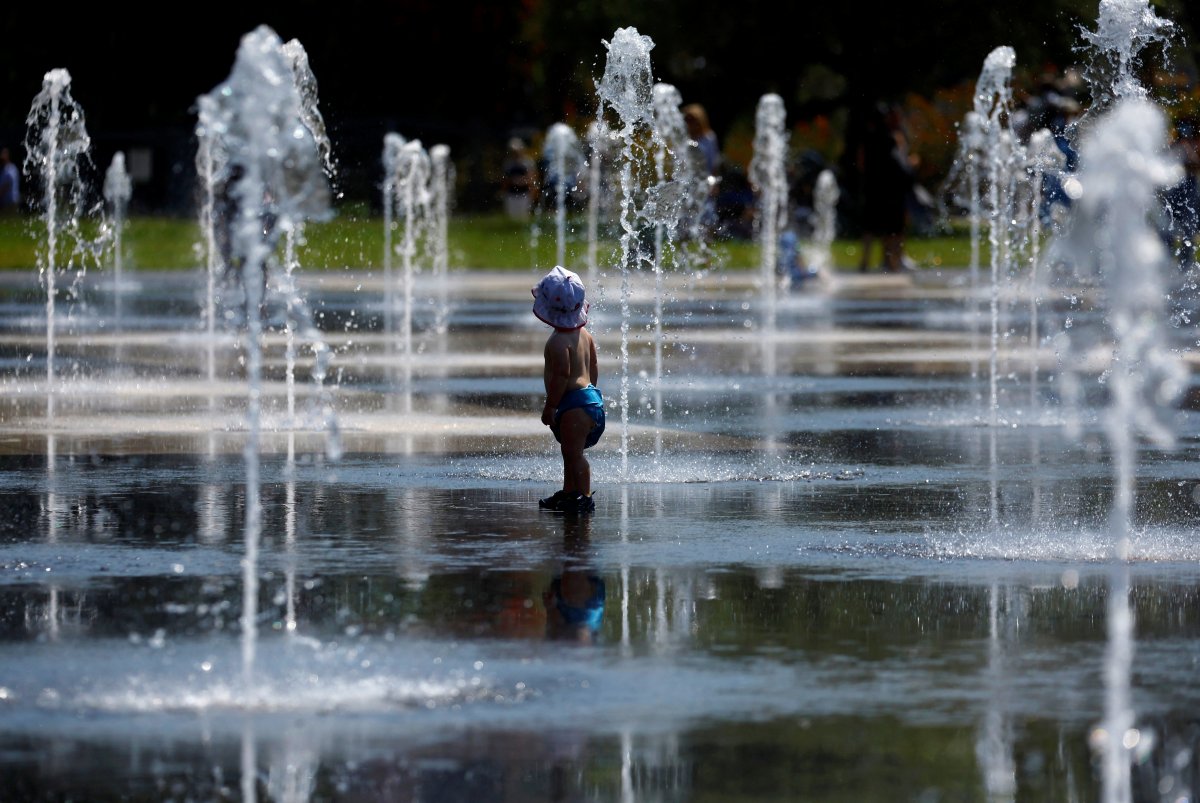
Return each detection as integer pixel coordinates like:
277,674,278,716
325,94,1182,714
1,270,1198,801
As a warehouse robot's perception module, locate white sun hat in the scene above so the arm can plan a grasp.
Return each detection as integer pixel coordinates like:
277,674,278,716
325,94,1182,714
532,265,589,330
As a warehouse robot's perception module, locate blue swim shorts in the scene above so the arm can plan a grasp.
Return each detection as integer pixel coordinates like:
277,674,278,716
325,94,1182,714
552,385,605,448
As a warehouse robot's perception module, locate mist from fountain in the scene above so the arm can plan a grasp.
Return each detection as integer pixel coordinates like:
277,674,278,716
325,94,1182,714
595,26,657,482
196,24,332,687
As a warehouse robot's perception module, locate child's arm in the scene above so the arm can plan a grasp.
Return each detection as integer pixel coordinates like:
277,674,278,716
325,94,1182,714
588,333,599,388
542,338,570,425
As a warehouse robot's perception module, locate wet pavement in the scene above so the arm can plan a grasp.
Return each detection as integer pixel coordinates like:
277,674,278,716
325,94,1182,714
0,267,1198,800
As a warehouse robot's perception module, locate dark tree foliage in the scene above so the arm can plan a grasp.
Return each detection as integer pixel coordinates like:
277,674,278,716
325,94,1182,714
0,0,1196,208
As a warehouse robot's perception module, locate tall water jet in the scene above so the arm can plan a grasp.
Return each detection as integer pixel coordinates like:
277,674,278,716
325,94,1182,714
749,94,789,468
381,132,406,343
750,93,788,339
652,82,704,275
391,140,432,415
103,151,131,320
944,111,987,391
1049,98,1186,803
544,123,584,269
595,27,656,482
648,82,692,468
1025,129,1066,410
198,24,331,688
24,69,94,423
430,144,452,335
282,38,336,180
973,46,1020,427
805,169,839,279
196,95,228,394
281,38,336,464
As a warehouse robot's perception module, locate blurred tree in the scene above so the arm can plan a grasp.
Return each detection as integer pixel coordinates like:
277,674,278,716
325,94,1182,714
1,0,1196,208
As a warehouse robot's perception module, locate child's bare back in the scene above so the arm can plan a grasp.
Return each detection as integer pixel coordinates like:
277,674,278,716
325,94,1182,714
542,327,598,422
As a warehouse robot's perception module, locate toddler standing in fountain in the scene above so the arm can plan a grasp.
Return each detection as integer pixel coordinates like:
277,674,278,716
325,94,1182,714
533,266,604,514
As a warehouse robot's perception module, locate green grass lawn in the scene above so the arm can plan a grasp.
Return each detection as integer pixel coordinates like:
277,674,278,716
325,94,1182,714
0,211,982,272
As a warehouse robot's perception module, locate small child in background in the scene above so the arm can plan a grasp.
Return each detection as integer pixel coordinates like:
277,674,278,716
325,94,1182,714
532,266,604,514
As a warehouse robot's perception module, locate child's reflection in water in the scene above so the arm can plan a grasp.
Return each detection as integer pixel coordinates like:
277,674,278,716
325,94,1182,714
543,514,605,643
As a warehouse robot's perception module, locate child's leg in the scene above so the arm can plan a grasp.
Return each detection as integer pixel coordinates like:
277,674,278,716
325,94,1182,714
558,408,596,496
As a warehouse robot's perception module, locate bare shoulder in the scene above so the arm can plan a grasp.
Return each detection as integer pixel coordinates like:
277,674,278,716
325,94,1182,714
544,329,571,359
